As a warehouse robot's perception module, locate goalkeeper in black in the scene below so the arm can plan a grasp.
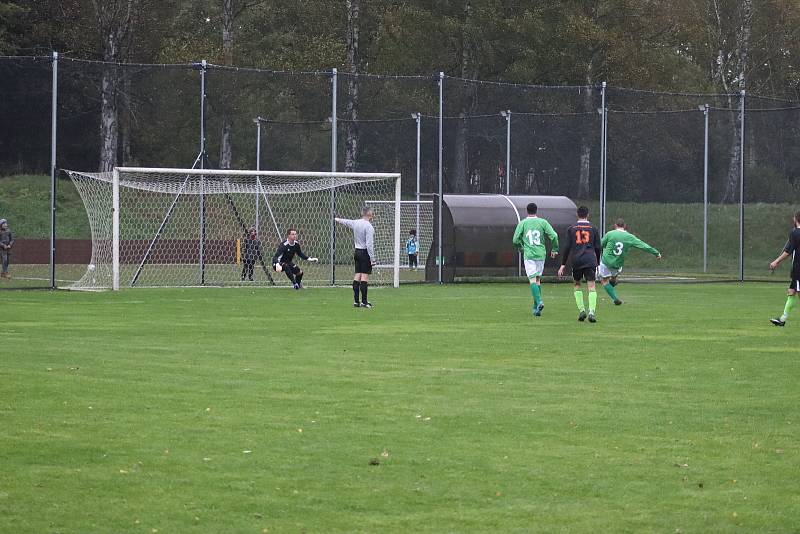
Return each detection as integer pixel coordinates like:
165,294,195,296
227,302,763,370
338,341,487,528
272,228,318,289
558,206,601,323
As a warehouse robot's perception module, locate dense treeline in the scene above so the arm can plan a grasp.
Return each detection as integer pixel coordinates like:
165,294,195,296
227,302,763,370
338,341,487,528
1,0,800,202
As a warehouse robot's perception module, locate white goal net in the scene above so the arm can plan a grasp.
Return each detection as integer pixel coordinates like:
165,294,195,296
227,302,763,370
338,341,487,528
65,167,401,289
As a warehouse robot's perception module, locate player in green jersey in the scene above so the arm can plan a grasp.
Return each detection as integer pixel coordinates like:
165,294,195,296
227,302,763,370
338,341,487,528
512,202,559,316
598,219,661,305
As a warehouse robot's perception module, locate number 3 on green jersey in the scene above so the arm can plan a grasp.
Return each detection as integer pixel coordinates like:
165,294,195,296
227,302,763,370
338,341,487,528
613,242,624,256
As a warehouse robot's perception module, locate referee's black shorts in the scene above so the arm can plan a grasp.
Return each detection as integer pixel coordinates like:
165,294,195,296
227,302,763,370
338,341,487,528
354,249,372,275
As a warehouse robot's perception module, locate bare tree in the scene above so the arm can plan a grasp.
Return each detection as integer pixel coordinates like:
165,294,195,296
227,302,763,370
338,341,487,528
343,0,360,172
707,0,752,203
218,0,234,169
452,0,476,194
92,0,138,172
217,0,266,169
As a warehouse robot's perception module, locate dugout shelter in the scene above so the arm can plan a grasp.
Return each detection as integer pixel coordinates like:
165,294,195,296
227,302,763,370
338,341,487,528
426,195,577,282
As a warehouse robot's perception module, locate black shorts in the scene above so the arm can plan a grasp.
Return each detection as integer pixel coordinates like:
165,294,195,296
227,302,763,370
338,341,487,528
572,266,596,282
280,261,301,275
354,249,372,275
789,275,800,292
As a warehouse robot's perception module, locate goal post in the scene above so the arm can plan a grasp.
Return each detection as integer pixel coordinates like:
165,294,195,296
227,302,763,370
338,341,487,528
66,167,402,290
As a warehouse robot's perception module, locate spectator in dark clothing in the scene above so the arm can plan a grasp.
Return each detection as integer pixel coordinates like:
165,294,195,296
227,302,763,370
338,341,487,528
241,226,261,281
0,218,13,279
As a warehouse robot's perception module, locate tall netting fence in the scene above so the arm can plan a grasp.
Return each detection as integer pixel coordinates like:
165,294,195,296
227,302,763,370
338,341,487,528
207,66,331,171
744,100,800,281
2,53,800,287
0,56,55,288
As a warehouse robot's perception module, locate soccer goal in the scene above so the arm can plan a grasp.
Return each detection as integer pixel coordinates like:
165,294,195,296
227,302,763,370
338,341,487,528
65,168,401,290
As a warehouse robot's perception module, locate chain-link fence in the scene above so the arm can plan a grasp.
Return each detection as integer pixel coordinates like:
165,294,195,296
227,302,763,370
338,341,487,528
1,54,798,288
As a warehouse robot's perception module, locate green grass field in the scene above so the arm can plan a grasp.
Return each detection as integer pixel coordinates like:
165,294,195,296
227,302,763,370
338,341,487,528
3,283,799,533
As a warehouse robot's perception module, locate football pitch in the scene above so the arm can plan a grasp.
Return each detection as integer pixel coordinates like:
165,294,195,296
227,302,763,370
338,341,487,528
2,282,799,533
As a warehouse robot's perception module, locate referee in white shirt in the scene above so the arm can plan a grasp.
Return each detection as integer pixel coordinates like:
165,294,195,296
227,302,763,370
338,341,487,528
335,206,376,308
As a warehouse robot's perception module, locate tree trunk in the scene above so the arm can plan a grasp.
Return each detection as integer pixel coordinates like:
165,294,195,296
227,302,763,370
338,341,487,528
93,0,136,172
343,0,359,172
577,80,594,198
219,0,235,170
99,52,119,172
722,0,751,203
453,114,469,193
452,0,475,194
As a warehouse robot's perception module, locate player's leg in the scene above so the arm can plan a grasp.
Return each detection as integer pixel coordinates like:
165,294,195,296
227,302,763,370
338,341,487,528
360,264,372,307
1,251,8,277
598,263,622,304
586,276,598,323
524,259,544,315
771,282,799,326
282,262,297,285
572,270,587,321
289,264,302,289
352,275,361,306
353,251,362,306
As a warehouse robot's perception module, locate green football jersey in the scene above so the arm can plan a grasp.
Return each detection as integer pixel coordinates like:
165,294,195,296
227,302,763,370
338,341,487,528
600,229,659,269
512,216,559,260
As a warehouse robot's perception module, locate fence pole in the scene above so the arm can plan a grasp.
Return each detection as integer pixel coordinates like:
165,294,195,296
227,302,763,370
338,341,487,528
599,82,607,236
254,117,262,233
199,60,207,285
739,90,746,281
501,110,511,195
49,51,58,289
702,104,709,273
330,68,338,285
438,72,444,284
413,112,421,237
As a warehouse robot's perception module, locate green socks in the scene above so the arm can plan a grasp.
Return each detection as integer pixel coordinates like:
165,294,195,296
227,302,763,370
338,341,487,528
574,290,585,311
781,295,797,321
530,282,542,307
588,290,597,313
603,283,619,301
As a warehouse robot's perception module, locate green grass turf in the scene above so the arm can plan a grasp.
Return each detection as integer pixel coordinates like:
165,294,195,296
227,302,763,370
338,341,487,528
2,282,799,533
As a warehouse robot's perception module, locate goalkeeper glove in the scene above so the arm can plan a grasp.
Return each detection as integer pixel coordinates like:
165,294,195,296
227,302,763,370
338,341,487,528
308,257,319,262
274,263,283,272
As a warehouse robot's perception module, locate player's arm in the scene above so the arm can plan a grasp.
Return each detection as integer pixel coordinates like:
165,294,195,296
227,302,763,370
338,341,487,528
297,243,318,262
334,217,354,229
593,229,602,262
558,228,573,276
545,221,559,257
770,251,790,271
512,221,524,249
271,245,284,270
366,225,376,264
631,235,660,257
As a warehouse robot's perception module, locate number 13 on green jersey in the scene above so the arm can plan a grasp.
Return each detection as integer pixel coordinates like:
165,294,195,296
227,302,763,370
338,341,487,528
513,217,559,261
